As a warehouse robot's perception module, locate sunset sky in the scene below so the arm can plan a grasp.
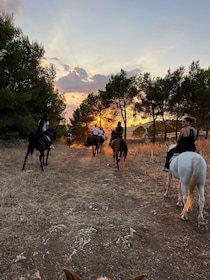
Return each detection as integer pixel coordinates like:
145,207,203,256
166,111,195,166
1,0,210,125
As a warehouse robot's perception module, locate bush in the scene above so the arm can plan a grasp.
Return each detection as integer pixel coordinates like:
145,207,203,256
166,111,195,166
133,126,145,137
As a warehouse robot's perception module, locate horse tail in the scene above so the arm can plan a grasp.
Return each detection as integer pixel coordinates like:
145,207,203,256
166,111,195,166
29,146,35,155
28,132,36,155
85,136,91,147
121,140,128,160
181,156,200,215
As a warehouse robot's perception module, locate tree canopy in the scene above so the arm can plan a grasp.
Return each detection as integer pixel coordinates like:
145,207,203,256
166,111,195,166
0,13,66,139
1,14,210,142
70,63,210,142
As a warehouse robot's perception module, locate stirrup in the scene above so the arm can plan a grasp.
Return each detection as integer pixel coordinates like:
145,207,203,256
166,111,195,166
162,167,169,172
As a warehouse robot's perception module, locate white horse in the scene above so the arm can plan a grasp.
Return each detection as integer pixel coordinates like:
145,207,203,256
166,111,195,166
164,145,207,228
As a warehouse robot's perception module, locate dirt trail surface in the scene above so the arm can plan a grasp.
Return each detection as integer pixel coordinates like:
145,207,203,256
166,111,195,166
0,140,210,280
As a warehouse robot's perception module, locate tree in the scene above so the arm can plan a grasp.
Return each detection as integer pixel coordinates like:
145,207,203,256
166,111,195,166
135,73,168,143
100,69,138,139
0,12,66,138
70,93,100,140
163,66,185,139
184,62,210,138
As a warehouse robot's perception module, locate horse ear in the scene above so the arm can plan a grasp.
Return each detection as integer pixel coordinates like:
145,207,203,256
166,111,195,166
63,269,81,280
63,269,145,280
131,275,145,280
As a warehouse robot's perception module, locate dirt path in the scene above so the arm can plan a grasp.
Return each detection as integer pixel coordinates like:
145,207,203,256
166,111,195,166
0,140,210,280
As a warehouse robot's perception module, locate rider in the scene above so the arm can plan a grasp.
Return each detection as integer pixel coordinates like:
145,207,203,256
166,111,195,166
162,116,196,172
92,124,100,137
99,127,105,141
109,121,123,146
37,114,54,148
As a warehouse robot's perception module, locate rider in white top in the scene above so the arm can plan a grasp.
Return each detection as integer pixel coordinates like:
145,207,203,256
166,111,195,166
92,124,99,136
42,120,49,131
38,114,54,148
99,127,105,140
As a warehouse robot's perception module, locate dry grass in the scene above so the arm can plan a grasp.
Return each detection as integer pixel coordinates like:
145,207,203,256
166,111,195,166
0,139,210,280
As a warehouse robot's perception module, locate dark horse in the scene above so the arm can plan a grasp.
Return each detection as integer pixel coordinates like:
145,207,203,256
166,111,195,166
22,128,57,171
98,135,105,152
111,138,128,170
66,133,74,146
85,135,99,156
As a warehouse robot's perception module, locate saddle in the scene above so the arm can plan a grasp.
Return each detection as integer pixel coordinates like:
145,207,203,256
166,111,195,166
44,134,51,143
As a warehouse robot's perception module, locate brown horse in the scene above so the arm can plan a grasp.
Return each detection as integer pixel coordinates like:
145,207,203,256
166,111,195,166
63,268,145,280
111,138,128,170
85,135,99,156
98,135,105,152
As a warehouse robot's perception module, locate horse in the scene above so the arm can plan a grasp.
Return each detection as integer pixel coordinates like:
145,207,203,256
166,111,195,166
67,133,74,146
22,128,57,171
85,135,99,156
111,138,128,170
163,144,207,230
98,135,105,152
63,268,145,280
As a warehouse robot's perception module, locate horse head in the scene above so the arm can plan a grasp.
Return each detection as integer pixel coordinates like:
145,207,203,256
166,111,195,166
63,268,145,280
47,127,57,140
85,136,92,147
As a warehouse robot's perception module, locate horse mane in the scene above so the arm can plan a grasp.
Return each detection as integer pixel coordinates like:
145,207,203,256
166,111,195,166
121,139,128,159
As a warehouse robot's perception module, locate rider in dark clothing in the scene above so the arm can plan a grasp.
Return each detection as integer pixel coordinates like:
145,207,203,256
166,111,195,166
163,116,196,171
109,121,123,146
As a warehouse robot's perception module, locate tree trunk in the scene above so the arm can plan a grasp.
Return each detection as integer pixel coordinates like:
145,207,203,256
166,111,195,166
175,118,179,140
152,105,156,143
163,119,167,141
196,124,200,140
205,124,208,139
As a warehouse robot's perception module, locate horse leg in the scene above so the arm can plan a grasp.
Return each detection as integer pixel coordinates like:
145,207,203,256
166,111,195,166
92,145,95,157
113,151,115,164
39,150,44,171
164,172,172,198
176,183,183,207
116,152,120,170
180,183,188,220
95,144,98,155
197,184,205,221
22,148,31,170
45,148,50,165
197,184,208,231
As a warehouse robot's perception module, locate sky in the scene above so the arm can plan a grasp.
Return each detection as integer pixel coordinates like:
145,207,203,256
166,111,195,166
1,0,210,124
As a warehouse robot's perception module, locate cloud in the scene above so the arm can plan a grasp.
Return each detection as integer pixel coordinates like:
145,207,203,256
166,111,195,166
0,0,22,14
45,56,143,120
55,66,110,94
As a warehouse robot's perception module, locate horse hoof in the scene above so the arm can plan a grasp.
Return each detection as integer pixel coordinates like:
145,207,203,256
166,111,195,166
198,219,208,232
181,214,188,220
164,192,168,198
176,201,183,207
